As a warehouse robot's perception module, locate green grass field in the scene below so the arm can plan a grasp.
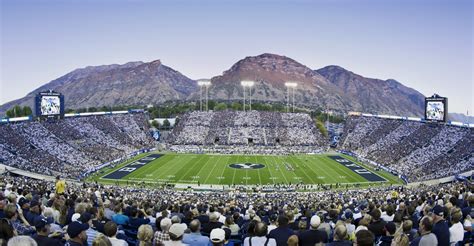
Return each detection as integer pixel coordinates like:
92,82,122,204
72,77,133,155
89,153,403,187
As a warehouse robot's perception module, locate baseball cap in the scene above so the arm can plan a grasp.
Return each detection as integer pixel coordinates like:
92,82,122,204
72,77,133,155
67,221,89,238
210,228,225,242
432,205,444,217
310,215,321,228
79,212,92,223
168,223,185,238
71,213,81,222
160,218,172,228
30,200,40,208
34,215,53,229
18,197,30,207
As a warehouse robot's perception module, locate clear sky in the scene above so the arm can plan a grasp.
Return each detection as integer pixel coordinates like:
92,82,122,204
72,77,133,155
1,0,472,114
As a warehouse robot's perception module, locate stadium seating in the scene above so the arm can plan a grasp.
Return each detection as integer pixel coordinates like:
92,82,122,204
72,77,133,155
169,110,328,148
339,115,473,182
0,113,154,179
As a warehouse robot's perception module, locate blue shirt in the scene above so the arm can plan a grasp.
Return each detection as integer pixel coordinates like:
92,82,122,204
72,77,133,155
268,226,295,246
432,220,449,246
112,214,129,225
182,232,210,246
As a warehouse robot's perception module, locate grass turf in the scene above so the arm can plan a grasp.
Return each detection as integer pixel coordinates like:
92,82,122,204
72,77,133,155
89,153,403,186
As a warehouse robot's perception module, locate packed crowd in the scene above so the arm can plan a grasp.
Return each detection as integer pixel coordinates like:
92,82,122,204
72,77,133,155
0,113,155,179
169,111,327,147
339,116,473,182
0,173,472,246
168,145,324,155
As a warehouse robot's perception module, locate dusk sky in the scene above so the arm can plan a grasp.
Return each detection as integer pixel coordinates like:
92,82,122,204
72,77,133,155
1,0,472,114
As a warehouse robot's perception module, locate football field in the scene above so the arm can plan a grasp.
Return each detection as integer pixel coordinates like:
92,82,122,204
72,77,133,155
91,153,402,186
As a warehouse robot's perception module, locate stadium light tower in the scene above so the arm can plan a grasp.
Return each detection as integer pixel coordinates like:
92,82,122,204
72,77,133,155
284,82,298,112
197,80,211,111
241,80,255,111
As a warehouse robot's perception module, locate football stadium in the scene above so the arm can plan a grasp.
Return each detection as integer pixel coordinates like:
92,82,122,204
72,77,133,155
1,1,473,246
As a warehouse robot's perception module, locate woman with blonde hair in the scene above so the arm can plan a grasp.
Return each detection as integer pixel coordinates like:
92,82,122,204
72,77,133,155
138,224,154,246
92,233,112,246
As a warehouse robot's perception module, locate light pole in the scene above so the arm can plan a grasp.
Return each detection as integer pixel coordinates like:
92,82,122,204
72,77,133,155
197,80,211,111
241,81,255,111
284,82,298,113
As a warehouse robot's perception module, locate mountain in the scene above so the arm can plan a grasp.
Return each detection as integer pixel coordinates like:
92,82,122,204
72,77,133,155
0,60,197,113
0,53,427,117
203,53,355,112
316,65,425,116
448,113,474,124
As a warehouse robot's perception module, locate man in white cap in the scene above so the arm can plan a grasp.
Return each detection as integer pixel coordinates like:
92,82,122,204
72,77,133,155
164,223,188,246
298,215,328,246
209,228,226,246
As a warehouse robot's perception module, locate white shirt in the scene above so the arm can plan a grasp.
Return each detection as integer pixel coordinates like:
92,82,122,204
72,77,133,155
449,222,464,245
163,241,189,246
267,224,277,234
244,236,277,246
108,237,128,246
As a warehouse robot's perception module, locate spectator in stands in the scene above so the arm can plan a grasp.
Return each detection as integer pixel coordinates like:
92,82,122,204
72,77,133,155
244,222,276,246
268,215,294,246
286,235,298,246
431,205,449,246
392,233,410,246
327,224,352,246
209,228,226,246
222,216,239,236
92,233,112,246
449,207,464,245
182,220,209,246
411,216,438,246
298,215,328,245
129,207,150,229
111,206,128,226
79,212,98,246
203,213,224,235
55,176,66,195
31,216,62,246
25,200,41,225
377,221,396,246
66,221,89,246
7,236,37,246
354,230,374,246
402,220,418,242
0,218,16,246
4,204,35,235
103,221,127,246
155,218,172,244
368,209,386,238
138,224,153,246
166,223,187,246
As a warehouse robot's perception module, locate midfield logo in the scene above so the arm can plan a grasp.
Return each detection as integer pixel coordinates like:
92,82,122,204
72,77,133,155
229,163,265,169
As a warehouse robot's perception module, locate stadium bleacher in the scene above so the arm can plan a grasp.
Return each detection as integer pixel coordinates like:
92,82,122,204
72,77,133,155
339,115,473,182
0,113,155,179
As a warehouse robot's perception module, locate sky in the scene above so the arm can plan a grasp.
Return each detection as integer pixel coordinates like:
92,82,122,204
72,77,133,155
1,0,472,114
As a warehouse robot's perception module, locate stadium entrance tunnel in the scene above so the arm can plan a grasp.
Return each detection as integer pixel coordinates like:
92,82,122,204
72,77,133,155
229,163,265,169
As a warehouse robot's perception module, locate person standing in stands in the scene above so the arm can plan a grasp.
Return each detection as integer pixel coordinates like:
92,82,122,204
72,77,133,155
55,176,66,195
298,215,328,245
431,205,449,246
268,215,294,246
